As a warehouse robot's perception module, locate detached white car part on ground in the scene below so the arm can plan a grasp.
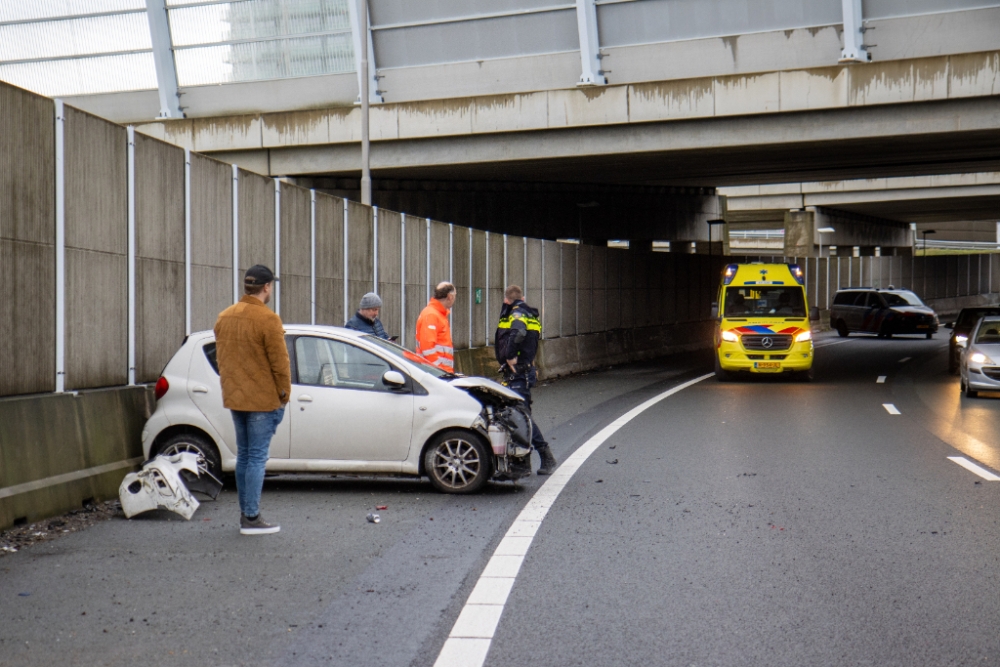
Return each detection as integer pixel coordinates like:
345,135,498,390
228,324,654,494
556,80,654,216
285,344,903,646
119,452,223,520
142,326,531,494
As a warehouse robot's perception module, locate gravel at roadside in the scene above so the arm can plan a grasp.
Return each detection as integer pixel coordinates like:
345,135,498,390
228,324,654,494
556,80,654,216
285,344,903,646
0,499,123,556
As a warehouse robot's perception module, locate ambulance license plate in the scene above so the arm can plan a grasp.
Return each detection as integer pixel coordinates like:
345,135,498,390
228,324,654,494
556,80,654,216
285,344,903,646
754,362,781,370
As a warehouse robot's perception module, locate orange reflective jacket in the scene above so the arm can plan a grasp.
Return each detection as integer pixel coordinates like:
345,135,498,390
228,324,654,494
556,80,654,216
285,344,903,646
415,298,454,371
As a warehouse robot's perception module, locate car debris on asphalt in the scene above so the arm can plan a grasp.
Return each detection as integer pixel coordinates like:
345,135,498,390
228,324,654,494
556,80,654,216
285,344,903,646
119,452,222,520
367,513,381,523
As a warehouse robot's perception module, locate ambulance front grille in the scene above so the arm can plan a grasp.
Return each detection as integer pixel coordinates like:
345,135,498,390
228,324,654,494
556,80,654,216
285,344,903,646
742,334,792,351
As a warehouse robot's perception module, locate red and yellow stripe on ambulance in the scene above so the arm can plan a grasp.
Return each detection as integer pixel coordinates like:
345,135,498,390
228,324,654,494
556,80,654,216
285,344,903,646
713,263,817,380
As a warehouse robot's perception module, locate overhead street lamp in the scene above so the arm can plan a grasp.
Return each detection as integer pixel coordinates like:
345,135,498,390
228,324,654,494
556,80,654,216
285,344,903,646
706,219,725,260
922,229,936,296
817,226,835,258
817,226,835,309
922,229,936,255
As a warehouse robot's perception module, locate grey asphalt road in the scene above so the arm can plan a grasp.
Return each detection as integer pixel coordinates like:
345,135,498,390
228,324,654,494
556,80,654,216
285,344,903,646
2,334,999,667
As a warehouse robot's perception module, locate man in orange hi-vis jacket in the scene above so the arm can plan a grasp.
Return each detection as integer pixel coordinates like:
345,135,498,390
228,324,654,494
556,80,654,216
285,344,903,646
415,282,457,372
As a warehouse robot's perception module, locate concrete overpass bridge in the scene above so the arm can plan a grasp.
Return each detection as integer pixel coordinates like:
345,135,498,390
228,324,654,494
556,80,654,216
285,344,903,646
9,0,996,247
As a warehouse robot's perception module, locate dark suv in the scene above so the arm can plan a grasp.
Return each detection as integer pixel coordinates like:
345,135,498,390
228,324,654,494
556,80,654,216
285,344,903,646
944,307,1000,374
830,288,939,339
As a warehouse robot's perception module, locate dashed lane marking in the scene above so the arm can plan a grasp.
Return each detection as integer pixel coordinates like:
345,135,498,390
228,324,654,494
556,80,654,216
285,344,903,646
898,357,912,363
877,376,886,383
947,456,1000,481
433,373,714,667
883,403,901,414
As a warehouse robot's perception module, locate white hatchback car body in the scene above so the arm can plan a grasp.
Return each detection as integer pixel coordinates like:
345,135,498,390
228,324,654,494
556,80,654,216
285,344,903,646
142,326,528,493
959,315,1000,399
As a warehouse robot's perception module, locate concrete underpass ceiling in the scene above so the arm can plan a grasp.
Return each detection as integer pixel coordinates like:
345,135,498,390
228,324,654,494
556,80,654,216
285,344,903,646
827,195,1000,224
296,127,1000,190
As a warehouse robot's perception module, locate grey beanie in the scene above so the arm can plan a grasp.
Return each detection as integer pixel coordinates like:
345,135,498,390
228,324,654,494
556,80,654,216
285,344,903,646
359,292,382,309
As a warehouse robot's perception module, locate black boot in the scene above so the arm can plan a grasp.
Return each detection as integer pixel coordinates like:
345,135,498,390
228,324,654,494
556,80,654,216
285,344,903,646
536,445,557,475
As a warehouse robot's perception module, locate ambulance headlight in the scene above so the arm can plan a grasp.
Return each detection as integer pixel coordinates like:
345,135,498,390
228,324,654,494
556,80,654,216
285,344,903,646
721,330,739,342
795,331,812,343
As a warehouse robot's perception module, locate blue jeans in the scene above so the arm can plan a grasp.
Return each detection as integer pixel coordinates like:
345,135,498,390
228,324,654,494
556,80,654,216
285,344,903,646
231,406,285,518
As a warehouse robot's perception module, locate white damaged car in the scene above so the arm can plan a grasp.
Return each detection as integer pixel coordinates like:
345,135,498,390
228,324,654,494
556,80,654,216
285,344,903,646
143,326,533,494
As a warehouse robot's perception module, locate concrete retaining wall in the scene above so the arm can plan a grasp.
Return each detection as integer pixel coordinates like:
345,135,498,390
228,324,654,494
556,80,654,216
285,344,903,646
0,386,152,531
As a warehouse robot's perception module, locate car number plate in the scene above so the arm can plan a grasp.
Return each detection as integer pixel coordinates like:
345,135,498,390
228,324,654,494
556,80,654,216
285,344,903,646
917,324,929,328
754,362,781,370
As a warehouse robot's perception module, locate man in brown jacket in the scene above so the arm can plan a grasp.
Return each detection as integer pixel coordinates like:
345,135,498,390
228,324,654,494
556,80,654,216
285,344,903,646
214,264,291,535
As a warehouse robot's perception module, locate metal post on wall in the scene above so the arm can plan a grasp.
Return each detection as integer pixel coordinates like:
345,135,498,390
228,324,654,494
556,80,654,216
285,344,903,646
232,164,240,304
485,231,490,346
400,213,406,348
184,149,191,335
310,190,316,325
468,228,473,349
523,237,527,301
559,243,563,338
127,126,136,385
425,218,431,301
540,242,546,340
448,223,454,333
273,178,281,315
343,201,349,323
503,234,508,292
55,99,66,393
372,206,378,293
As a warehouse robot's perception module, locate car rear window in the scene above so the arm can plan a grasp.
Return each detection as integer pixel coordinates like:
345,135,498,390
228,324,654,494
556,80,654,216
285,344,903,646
833,291,857,306
959,309,1000,326
203,343,219,374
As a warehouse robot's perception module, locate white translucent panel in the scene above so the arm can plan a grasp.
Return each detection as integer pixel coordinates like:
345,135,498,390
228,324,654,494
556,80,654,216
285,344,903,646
169,0,350,46
374,9,578,69
174,33,353,86
0,0,144,23
0,52,157,96
370,0,560,28
597,0,842,47
0,13,152,61
863,0,1000,20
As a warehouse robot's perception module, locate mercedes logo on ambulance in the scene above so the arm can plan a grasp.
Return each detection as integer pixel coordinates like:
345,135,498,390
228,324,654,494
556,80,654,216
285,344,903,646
761,337,774,349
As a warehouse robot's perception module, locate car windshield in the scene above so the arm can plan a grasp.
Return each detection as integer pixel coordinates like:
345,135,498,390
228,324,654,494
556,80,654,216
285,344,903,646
886,291,924,306
959,309,1000,327
881,293,911,307
975,321,1000,344
725,286,806,317
362,335,453,378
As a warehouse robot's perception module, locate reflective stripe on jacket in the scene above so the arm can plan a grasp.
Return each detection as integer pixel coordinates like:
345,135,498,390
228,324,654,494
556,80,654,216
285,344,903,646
415,298,454,371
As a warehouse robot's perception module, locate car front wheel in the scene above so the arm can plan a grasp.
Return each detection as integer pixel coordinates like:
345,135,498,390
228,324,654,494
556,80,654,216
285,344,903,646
424,430,492,494
155,431,223,482
836,321,849,338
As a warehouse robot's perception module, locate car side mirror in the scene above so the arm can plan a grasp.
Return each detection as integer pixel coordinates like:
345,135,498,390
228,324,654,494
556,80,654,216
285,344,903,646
383,370,407,389
809,306,820,323
711,302,719,319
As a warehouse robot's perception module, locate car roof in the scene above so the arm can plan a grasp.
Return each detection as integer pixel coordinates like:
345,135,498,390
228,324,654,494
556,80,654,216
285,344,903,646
187,324,366,341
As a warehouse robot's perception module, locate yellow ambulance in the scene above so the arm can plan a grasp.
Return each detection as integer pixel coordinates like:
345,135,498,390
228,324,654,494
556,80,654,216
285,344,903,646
713,263,818,381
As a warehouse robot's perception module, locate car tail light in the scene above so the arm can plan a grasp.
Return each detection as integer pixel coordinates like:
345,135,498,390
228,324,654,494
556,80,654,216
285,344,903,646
155,376,169,400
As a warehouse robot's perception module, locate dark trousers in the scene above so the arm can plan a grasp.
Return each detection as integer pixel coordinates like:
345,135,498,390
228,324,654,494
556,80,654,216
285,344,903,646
507,377,549,451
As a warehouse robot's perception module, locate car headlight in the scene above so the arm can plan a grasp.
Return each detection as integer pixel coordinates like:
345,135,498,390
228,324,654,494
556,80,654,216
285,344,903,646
955,334,968,344
970,352,993,364
795,331,812,343
721,330,739,342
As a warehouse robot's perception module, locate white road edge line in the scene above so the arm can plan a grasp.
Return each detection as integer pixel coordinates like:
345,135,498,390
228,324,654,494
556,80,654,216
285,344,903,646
814,339,854,348
883,403,901,414
947,456,1000,481
433,372,714,667
877,376,886,383
898,357,912,363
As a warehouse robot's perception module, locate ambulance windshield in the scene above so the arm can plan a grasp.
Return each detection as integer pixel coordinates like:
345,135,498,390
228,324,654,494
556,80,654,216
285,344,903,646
725,287,806,317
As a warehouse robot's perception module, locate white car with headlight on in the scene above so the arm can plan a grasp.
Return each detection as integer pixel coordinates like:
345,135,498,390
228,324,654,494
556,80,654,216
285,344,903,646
959,316,1000,398
142,326,533,494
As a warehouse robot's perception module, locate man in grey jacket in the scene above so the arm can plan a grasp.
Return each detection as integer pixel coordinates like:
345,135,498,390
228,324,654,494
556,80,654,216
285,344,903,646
345,292,390,339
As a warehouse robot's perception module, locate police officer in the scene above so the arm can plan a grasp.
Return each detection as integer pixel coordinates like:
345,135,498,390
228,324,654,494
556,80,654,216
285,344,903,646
495,285,557,475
